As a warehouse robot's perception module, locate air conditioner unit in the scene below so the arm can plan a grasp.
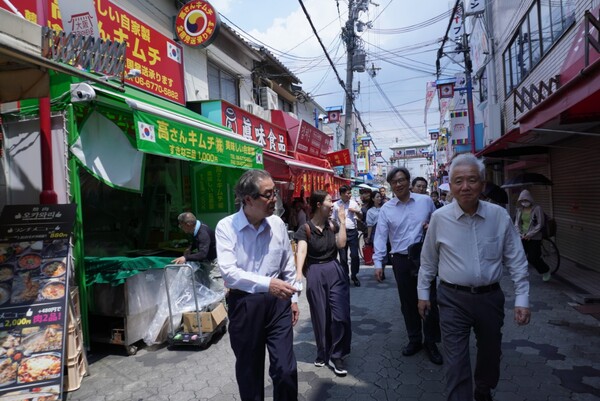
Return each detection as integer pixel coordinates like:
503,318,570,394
245,101,265,116
259,86,279,110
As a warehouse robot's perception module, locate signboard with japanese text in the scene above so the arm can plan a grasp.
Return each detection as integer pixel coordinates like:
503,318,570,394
1,0,186,105
192,164,241,213
132,109,263,170
0,204,76,400
295,121,331,158
175,0,221,48
326,149,351,167
212,101,288,156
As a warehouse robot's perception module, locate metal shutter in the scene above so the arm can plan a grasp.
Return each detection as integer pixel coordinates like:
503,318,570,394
550,136,600,271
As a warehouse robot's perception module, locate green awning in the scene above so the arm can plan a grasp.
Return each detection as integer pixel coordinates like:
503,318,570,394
91,84,264,170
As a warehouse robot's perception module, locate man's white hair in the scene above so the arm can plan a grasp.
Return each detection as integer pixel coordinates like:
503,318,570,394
449,153,485,181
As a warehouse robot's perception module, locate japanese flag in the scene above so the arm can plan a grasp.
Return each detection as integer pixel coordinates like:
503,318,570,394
167,42,182,64
138,122,156,143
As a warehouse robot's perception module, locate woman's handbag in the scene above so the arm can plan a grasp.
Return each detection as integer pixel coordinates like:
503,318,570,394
362,244,374,265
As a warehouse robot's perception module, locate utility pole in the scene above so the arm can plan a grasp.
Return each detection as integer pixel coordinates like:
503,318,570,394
342,0,357,179
463,31,476,154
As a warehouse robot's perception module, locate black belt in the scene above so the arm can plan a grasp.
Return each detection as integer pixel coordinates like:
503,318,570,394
440,280,500,294
228,288,251,296
308,258,336,265
390,253,408,258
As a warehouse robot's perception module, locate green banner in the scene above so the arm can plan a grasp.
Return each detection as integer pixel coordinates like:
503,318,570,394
132,109,263,169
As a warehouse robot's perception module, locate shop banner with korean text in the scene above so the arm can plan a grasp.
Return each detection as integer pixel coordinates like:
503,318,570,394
132,109,263,170
0,204,76,400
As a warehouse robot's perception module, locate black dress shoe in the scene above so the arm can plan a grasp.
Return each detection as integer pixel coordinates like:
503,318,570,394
352,277,361,287
474,389,493,401
424,342,443,365
401,342,422,356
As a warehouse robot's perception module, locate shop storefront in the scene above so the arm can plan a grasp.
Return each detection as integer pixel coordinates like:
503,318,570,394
478,5,600,273
199,101,349,200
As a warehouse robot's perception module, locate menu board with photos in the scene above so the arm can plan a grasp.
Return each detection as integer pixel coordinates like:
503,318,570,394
0,204,76,400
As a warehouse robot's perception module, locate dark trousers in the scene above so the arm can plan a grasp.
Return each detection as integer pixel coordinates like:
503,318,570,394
522,239,550,274
226,291,298,401
339,228,360,279
391,254,441,345
437,284,505,401
306,260,352,361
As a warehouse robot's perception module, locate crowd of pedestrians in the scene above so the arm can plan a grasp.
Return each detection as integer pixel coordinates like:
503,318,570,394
210,153,537,401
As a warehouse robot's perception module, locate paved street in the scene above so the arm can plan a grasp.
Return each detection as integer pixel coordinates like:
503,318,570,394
66,265,600,401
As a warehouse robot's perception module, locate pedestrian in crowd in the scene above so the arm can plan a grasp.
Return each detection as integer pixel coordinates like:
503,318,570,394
294,190,351,377
288,198,307,231
333,185,362,287
411,176,428,194
357,187,373,236
372,167,443,365
430,191,444,209
440,191,448,205
215,169,299,401
379,186,390,203
514,189,551,281
365,190,387,277
418,153,531,401
172,212,217,264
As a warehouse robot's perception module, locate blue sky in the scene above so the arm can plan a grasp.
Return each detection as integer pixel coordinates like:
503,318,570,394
210,0,454,158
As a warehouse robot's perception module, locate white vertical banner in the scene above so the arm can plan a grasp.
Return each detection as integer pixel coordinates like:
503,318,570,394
58,0,100,37
450,110,470,144
450,2,464,47
467,0,485,14
356,157,366,173
424,81,437,126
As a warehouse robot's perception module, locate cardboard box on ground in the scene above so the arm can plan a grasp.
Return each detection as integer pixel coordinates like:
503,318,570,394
182,303,227,333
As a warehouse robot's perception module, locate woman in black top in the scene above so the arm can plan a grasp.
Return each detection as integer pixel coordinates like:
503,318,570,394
295,190,350,376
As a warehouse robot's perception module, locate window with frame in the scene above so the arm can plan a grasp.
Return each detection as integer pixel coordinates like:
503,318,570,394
502,0,575,97
208,61,239,105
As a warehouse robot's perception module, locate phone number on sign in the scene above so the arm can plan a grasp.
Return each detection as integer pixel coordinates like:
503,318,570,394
134,77,180,101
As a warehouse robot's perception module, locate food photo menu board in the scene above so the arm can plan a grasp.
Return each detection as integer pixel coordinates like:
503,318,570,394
0,204,76,400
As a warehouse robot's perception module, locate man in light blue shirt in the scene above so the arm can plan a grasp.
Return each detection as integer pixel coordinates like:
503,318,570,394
216,169,299,401
418,154,530,401
373,167,442,365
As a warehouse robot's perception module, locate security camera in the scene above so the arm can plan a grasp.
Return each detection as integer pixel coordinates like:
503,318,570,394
70,83,96,103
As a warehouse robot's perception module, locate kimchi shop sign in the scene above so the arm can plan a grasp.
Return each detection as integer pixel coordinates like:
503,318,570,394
0,204,76,400
1,0,186,105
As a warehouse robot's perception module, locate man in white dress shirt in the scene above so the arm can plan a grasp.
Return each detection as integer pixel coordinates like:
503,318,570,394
372,167,443,365
216,169,299,401
417,154,531,401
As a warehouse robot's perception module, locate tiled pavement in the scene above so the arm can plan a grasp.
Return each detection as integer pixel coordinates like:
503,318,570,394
65,265,600,401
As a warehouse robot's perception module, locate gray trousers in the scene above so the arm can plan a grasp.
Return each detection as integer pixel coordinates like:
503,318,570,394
306,260,352,361
437,285,505,401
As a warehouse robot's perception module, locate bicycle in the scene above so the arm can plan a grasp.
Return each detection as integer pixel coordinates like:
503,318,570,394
541,237,560,274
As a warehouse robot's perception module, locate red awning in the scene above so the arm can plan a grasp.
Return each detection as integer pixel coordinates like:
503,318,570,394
476,127,550,158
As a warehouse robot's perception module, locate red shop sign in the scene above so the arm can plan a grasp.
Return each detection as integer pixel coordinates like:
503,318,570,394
2,0,186,105
221,102,288,155
296,120,331,158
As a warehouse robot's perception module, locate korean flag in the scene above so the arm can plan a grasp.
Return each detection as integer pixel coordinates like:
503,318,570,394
138,122,156,143
256,152,263,165
167,42,182,64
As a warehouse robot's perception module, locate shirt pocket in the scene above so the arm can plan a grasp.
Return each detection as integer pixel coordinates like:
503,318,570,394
263,249,284,270
482,237,501,261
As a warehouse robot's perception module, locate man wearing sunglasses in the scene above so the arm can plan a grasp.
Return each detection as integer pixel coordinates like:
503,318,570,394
216,169,299,401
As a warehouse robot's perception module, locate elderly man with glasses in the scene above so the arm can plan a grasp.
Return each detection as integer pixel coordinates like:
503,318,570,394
216,169,299,401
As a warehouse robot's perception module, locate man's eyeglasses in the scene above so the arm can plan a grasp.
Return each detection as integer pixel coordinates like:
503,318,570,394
390,178,408,185
257,189,279,200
